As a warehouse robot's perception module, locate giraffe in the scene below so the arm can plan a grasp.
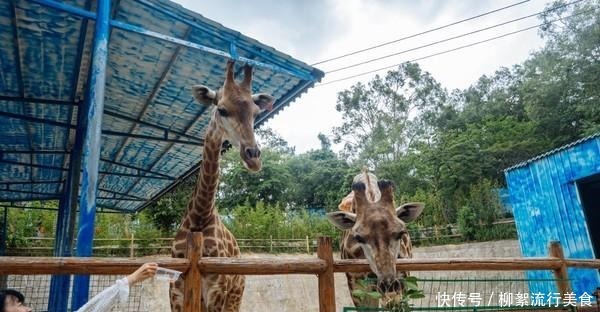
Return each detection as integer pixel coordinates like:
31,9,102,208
327,169,424,307
169,60,275,312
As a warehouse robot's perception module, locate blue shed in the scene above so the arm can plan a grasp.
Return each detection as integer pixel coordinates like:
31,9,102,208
504,133,600,297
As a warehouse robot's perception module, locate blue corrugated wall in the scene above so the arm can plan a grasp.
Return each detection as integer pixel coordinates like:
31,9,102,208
505,135,600,297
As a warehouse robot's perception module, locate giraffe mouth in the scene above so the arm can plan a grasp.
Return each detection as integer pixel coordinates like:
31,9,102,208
240,151,262,172
242,157,261,172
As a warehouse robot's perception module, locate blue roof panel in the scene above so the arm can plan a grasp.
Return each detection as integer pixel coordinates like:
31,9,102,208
0,0,324,212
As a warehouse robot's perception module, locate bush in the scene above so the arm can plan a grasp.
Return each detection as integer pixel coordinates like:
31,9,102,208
457,179,516,241
223,201,340,251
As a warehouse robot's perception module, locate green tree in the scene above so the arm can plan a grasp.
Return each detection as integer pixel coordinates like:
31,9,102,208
333,63,448,167
286,134,352,211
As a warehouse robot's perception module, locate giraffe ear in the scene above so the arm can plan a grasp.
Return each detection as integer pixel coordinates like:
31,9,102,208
252,93,274,113
396,202,424,223
192,85,218,106
327,211,356,230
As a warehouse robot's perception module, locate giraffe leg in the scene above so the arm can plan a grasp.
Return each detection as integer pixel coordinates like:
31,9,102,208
170,276,185,312
202,274,228,312
223,275,245,312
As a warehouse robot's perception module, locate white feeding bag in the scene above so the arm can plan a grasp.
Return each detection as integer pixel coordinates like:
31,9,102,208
140,267,182,312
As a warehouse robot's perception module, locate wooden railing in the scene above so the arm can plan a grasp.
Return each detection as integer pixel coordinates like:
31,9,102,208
8,235,316,256
1,233,599,312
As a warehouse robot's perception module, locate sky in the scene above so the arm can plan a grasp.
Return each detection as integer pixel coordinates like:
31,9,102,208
173,0,549,153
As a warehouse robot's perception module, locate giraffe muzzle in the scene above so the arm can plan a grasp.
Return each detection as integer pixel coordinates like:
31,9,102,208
244,146,261,159
377,278,403,293
240,146,262,172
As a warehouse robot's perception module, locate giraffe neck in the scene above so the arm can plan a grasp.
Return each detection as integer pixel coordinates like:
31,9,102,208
184,116,223,231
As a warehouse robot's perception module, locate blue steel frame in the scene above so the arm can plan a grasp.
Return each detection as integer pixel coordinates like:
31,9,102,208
69,0,111,308
31,0,313,81
8,0,324,310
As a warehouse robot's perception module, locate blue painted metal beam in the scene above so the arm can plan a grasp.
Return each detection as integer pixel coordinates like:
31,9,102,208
1,188,60,197
0,195,61,201
103,109,201,143
0,101,199,143
0,180,63,186
30,0,314,81
0,158,174,180
71,0,111,308
50,92,86,312
0,111,203,146
99,158,176,180
0,96,76,106
0,150,69,154
97,26,192,189
0,204,124,214
134,0,317,80
118,103,211,206
102,128,203,146
97,188,146,201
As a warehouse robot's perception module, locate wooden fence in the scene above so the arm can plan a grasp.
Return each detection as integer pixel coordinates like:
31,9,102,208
1,233,599,312
8,235,316,256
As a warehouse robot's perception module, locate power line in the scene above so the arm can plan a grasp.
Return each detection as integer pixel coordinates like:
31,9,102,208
326,0,586,74
317,7,596,87
311,0,531,66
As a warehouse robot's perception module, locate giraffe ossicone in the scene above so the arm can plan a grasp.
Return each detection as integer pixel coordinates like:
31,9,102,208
170,60,274,312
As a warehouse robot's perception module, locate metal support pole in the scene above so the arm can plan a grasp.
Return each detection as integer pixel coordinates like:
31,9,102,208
71,0,110,309
48,102,86,312
0,207,6,256
0,207,6,289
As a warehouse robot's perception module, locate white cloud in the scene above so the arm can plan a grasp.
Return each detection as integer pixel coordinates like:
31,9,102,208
173,0,549,153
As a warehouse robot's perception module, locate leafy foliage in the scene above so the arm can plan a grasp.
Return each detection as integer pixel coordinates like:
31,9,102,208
351,276,425,312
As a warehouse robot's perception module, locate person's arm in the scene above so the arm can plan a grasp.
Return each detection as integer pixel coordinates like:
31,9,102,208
75,263,158,312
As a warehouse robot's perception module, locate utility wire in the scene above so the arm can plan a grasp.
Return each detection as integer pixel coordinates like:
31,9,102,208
317,7,596,87
326,0,586,74
311,0,531,66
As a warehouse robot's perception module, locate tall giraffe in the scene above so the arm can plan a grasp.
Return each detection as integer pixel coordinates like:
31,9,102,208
170,60,274,312
327,170,424,307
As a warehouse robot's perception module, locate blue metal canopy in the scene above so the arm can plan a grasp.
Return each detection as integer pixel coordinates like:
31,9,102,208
0,0,324,213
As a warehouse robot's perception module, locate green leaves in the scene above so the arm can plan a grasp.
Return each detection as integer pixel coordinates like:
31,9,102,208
351,276,425,312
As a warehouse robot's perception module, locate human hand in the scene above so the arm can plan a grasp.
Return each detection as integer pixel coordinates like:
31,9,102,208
126,263,158,285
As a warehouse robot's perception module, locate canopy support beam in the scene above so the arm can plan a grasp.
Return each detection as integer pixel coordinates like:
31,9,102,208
71,0,111,309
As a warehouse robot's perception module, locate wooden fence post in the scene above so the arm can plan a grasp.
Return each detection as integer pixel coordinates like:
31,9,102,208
317,236,336,312
306,235,310,254
549,241,571,297
184,232,203,312
129,233,135,258
270,235,273,253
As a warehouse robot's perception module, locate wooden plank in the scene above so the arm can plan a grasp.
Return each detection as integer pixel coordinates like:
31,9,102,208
4,256,596,276
0,257,189,274
564,259,600,268
333,258,563,272
184,232,203,312
317,237,336,312
197,258,327,274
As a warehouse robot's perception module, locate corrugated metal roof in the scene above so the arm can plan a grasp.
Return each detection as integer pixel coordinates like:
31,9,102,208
504,132,600,172
0,0,324,212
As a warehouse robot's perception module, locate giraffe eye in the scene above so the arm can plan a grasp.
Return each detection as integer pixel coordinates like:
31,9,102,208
353,234,366,244
217,108,229,117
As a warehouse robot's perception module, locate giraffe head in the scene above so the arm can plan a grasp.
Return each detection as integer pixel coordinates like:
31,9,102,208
328,181,424,293
192,60,274,172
